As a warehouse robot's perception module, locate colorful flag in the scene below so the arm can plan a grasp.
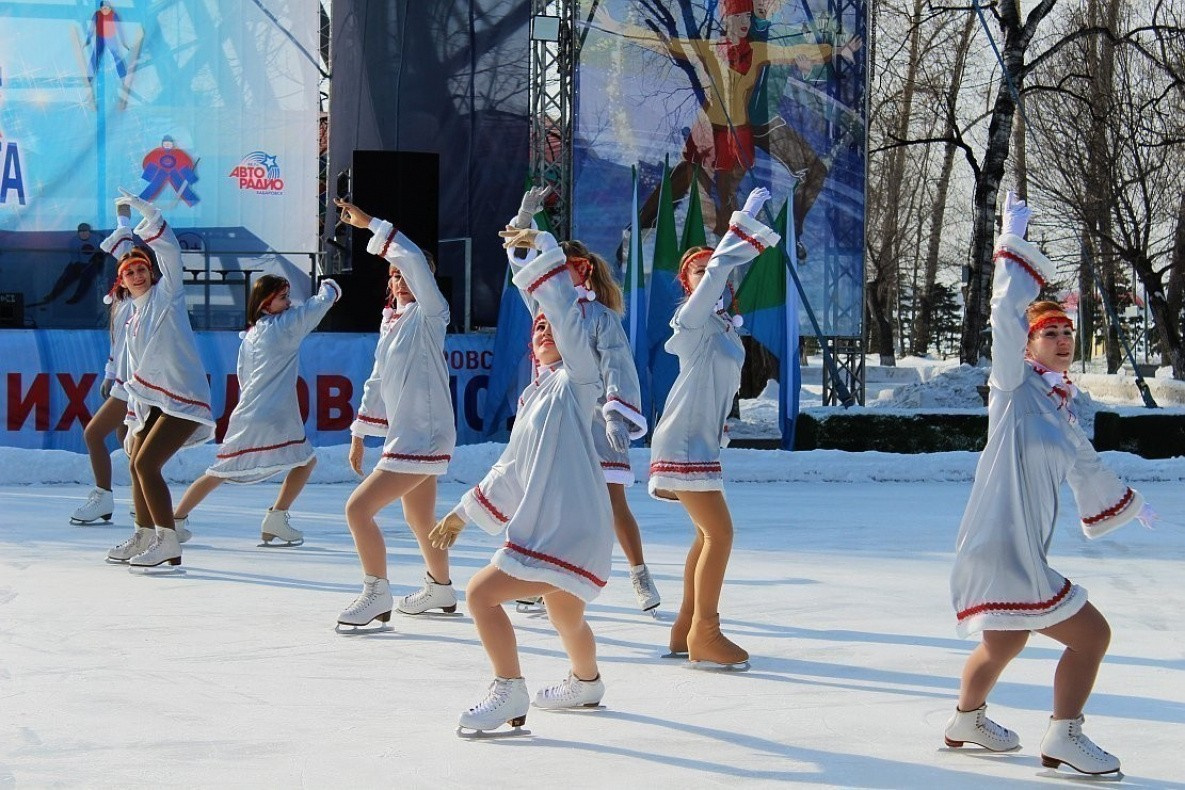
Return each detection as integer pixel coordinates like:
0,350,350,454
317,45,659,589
622,166,650,422
646,157,682,422
736,199,800,449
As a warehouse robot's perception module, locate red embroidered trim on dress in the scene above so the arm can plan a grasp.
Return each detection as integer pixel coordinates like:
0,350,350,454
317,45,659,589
601,461,631,471
956,578,1072,622
526,264,568,294
141,219,167,244
217,438,306,460
607,395,642,416
356,414,389,427
994,248,1044,287
649,461,722,474
473,485,509,523
504,541,607,588
132,373,211,411
381,452,451,463
729,224,766,254
1083,487,1134,526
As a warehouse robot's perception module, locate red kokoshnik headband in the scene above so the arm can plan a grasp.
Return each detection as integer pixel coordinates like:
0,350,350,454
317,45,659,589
1029,313,1074,337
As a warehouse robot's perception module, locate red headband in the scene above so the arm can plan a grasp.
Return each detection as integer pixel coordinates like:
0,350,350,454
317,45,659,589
721,0,753,15
116,250,152,277
566,255,593,281
1029,314,1074,336
677,249,713,294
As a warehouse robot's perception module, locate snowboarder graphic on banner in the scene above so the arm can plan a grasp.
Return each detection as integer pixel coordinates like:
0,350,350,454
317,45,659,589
86,1,130,80
139,136,200,206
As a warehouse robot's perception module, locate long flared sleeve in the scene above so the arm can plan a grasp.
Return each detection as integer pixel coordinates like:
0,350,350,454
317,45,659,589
676,211,780,330
595,312,647,438
366,218,449,322
988,233,1056,392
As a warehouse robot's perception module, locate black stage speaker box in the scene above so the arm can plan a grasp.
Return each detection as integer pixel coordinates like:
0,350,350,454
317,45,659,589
321,150,440,332
0,292,25,328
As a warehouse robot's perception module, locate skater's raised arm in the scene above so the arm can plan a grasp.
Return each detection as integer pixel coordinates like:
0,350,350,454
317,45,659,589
266,277,341,341
116,188,185,300
988,192,1055,392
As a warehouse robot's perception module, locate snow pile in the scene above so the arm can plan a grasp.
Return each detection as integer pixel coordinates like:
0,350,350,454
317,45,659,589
868,364,987,409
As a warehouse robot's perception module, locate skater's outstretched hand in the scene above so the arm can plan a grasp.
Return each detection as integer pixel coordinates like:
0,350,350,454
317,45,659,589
514,185,552,229
335,198,373,230
348,435,365,476
1001,190,1031,239
429,511,466,550
115,187,157,219
499,226,539,250
741,187,771,219
605,411,631,453
1135,502,1160,530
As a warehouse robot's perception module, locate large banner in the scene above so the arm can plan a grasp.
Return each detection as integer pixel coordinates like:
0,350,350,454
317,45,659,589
0,1,320,323
575,0,866,337
2,330,495,452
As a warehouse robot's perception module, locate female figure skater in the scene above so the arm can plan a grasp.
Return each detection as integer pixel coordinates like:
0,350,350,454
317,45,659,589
504,186,657,612
105,189,215,568
648,187,779,668
71,210,141,526
944,193,1152,775
170,274,341,546
430,223,614,735
333,198,457,629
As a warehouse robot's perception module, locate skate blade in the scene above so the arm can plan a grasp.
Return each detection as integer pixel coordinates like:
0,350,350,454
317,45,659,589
71,516,112,526
1036,769,1124,782
105,557,131,565
334,622,394,635
685,658,750,672
534,703,606,713
257,539,304,548
456,724,531,739
661,650,689,659
939,741,1022,753
396,608,463,618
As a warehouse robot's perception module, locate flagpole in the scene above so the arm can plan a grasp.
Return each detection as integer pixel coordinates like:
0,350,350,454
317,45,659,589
629,165,640,352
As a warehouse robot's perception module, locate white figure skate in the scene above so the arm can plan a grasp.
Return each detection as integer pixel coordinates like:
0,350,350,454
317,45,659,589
1040,715,1121,775
259,509,303,547
629,564,660,614
335,575,393,633
71,487,114,525
106,527,155,563
397,573,458,615
457,677,530,738
129,527,182,569
943,704,1020,751
533,673,605,710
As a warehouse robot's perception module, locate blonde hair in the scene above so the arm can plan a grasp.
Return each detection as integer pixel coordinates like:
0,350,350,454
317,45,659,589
561,240,623,315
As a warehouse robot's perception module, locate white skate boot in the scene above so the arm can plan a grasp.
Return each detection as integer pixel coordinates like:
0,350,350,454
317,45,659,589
335,575,393,631
457,677,530,737
515,596,544,613
259,509,303,547
533,672,605,710
943,704,1020,751
106,527,155,563
129,527,182,568
71,487,114,525
629,564,660,613
397,573,458,615
1040,715,1120,775
173,516,193,544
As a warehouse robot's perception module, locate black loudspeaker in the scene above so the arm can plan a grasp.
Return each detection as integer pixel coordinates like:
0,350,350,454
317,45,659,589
322,150,440,331
0,292,25,328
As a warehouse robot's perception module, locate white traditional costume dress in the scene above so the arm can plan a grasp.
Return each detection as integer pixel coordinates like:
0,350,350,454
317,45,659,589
349,219,455,475
648,211,779,499
455,233,613,601
120,210,214,446
504,239,647,484
99,226,137,403
206,279,341,483
950,233,1144,637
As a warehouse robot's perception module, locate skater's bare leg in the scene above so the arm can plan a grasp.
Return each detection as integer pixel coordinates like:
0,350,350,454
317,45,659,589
273,456,316,511
543,589,598,681
669,529,703,652
129,411,197,529
607,483,644,567
127,424,151,527
1038,603,1111,719
83,396,125,490
956,629,1029,711
173,473,223,520
466,566,551,678
400,475,449,584
344,470,430,579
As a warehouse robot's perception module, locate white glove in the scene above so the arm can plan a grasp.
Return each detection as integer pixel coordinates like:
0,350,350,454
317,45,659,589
1135,502,1159,530
115,187,158,219
741,187,771,219
319,278,341,301
514,185,552,229
605,413,631,453
1001,190,1031,238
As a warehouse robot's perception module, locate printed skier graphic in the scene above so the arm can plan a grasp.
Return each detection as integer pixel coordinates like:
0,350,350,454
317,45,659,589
72,1,143,111
139,136,200,206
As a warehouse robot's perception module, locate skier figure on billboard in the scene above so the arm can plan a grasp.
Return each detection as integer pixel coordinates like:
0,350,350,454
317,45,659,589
28,223,109,308
86,1,130,81
139,136,200,206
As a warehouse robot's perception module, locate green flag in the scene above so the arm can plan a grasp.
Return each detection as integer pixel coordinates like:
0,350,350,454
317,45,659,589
735,200,789,315
680,164,707,251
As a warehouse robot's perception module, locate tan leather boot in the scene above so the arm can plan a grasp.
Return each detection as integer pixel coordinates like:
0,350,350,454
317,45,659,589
668,607,693,655
687,614,748,665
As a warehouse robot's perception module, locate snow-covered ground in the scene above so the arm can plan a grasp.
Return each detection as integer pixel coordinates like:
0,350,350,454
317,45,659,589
2,357,1183,787
2,443,1184,788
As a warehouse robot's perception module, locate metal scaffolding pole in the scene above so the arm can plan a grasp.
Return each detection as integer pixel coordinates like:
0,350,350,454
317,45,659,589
528,1,577,240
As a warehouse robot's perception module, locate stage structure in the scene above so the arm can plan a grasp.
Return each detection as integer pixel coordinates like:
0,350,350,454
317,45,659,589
531,0,867,405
